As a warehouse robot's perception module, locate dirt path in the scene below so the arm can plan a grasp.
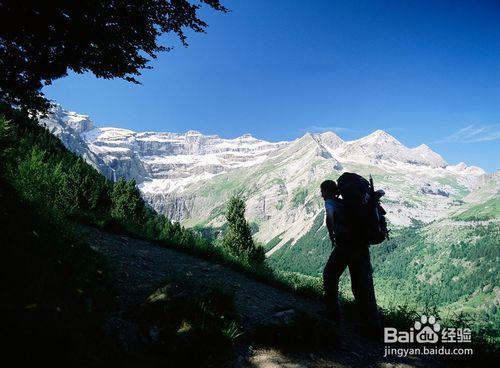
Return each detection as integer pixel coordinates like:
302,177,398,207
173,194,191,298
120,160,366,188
86,227,441,368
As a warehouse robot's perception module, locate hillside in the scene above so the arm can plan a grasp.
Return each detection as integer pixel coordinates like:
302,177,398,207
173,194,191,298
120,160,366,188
86,225,446,368
0,106,253,366
39,105,499,322
2,104,497,366
0,106,451,367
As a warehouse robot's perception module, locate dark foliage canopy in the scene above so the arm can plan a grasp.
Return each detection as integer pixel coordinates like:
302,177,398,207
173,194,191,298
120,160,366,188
0,0,227,112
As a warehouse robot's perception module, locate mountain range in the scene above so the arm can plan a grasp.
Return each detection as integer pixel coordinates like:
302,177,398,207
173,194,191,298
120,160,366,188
39,104,499,320
40,104,494,244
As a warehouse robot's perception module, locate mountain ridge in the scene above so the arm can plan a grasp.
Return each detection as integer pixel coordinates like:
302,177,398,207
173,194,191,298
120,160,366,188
37,104,500,323
39,105,495,248
40,104,486,178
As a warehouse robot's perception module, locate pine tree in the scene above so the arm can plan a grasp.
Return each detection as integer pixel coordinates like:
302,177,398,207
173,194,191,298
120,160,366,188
110,177,145,225
222,196,264,263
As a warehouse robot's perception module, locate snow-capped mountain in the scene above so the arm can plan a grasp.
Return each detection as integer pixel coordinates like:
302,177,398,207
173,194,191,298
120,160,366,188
41,105,287,190
39,105,494,254
337,130,447,168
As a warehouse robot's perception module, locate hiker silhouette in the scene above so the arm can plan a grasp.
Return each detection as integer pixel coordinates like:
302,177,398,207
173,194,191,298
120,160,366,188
320,176,382,333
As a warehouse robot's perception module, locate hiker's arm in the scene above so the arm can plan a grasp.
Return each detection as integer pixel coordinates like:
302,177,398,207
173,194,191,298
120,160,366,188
325,207,335,243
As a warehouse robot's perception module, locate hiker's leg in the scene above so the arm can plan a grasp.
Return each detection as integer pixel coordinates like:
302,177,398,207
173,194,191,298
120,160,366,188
348,246,381,329
323,245,348,319
347,249,363,318
350,270,362,305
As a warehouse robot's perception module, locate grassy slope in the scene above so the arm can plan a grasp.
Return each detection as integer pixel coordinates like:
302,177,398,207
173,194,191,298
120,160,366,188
455,196,500,221
267,212,331,276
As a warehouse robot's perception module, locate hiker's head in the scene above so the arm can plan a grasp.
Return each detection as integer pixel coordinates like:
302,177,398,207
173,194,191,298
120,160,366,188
320,180,338,200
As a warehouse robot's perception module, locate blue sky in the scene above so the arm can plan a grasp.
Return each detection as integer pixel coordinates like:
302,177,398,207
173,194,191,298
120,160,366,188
43,0,499,172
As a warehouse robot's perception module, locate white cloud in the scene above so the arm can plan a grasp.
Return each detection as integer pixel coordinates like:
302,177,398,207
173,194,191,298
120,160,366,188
436,124,500,143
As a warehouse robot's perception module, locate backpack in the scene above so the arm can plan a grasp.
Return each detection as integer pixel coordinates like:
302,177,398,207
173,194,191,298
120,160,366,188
336,172,390,245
